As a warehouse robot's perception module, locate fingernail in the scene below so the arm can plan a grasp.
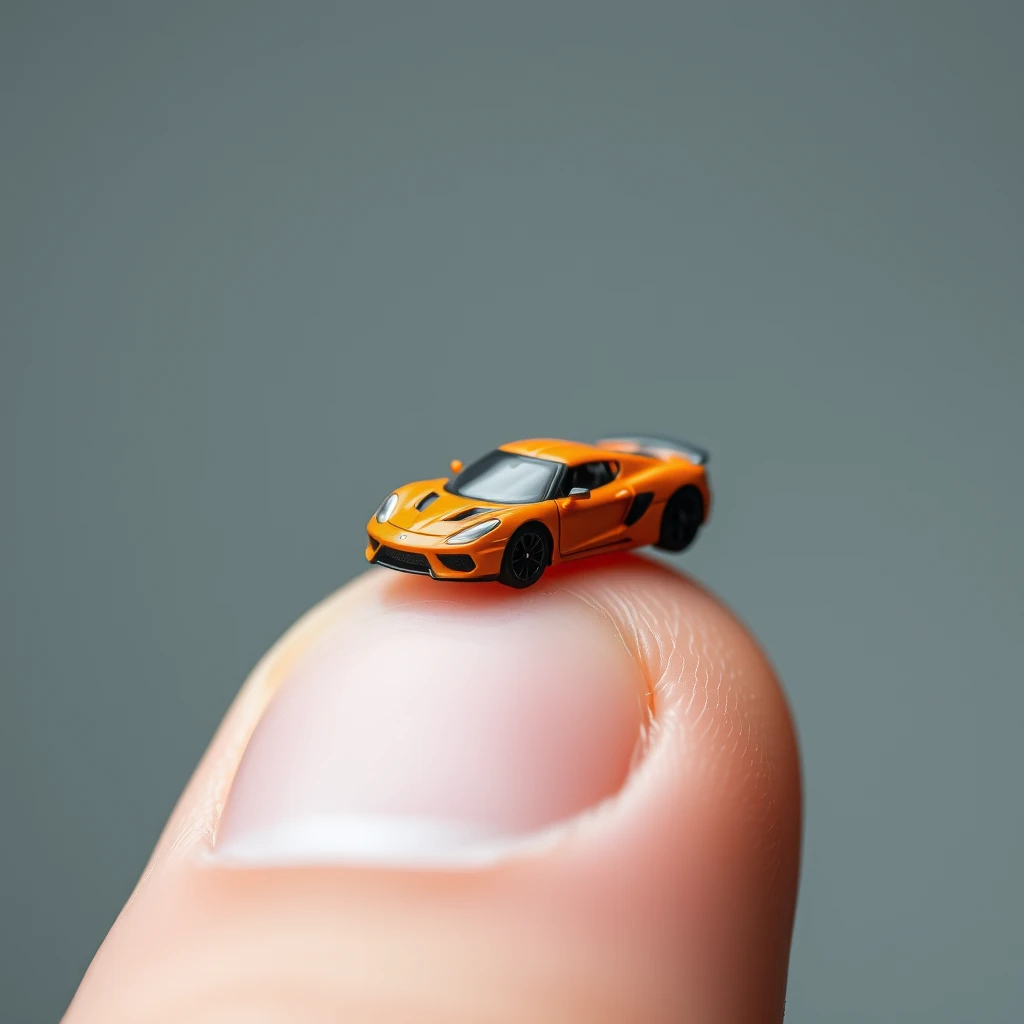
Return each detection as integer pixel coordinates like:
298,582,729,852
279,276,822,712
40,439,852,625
212,591,646,868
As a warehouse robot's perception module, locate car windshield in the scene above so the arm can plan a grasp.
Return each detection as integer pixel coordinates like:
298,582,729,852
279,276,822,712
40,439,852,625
447,450,559,504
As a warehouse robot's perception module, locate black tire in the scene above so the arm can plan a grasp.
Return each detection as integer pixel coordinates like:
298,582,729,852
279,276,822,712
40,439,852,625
499,524,550,589
656,486,703,552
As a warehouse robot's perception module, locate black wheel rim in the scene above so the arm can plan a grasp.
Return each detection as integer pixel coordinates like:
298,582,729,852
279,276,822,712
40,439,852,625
669,515,685,545
510,532,545,581
668,493,700,545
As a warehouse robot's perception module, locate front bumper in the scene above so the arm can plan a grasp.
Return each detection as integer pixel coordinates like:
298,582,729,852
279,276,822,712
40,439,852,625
365,518,506,581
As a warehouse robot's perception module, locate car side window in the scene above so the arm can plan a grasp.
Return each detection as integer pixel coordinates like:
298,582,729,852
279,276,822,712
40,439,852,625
563,461,617,494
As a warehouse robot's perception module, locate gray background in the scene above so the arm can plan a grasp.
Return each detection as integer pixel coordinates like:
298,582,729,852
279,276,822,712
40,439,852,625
2,3,1021,1021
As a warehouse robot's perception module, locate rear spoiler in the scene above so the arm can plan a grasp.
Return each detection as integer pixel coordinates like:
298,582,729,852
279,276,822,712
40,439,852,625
597,435,710,466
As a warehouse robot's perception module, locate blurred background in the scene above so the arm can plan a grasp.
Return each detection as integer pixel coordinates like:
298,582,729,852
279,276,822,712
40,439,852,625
2,3,1021,1021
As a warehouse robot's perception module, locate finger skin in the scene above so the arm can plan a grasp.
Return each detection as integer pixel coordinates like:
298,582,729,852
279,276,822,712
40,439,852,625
65,556,802,1024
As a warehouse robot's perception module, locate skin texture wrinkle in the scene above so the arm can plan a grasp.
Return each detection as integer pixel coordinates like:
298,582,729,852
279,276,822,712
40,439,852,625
66,554,802,1024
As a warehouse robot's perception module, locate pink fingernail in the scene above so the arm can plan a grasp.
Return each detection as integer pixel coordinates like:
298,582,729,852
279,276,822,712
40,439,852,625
212,596,645,868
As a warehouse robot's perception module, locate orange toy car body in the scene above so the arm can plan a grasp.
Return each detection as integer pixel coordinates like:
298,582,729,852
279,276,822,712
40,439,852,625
365,436,711,588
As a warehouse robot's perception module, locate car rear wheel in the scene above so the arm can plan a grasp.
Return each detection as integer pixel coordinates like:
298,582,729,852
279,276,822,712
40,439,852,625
656,486,703,552
499,524,550,588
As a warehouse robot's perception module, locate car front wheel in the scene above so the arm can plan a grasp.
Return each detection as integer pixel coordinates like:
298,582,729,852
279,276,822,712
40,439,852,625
499,524,550,588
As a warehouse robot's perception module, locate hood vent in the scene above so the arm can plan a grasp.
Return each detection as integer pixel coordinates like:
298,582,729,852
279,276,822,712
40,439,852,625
416,491,439,512
446,506,491,522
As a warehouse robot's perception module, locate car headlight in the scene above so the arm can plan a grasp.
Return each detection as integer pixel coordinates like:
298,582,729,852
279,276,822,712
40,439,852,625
446,518,500,545
375,493,399,523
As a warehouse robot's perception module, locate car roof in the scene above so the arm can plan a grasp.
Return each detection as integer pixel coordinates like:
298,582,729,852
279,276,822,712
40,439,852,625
499,438,614,465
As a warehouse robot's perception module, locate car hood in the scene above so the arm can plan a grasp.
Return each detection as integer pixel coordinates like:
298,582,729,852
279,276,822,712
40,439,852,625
387,479,508,536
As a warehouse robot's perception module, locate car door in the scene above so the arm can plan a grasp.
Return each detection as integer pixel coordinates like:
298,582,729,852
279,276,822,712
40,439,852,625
557,461,633,555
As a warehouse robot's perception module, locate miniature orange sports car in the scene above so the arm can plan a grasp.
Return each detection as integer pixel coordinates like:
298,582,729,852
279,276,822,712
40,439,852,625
365,436,711,588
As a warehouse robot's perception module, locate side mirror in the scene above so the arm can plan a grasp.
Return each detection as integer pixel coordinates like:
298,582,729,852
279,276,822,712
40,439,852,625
450,459,463,474
568,487,591,500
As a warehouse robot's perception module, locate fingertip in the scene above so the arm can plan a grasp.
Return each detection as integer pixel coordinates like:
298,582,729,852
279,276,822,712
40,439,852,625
68,556,802,1023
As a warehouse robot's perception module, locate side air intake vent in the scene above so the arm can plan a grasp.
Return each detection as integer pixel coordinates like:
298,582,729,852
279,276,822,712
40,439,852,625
416,492,439,512
624,492,654,526
446,507,491,522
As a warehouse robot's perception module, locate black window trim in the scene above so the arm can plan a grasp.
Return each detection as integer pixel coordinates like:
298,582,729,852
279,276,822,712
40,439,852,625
547,463,568,502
